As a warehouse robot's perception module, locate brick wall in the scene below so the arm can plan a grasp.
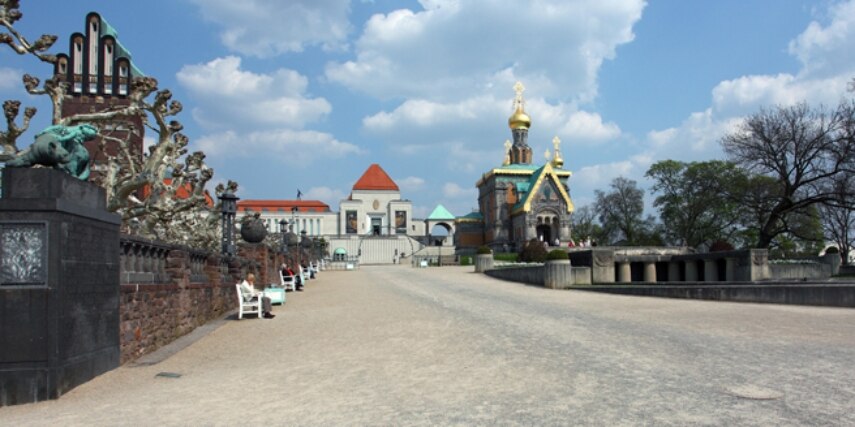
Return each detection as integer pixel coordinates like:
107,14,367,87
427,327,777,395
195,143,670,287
118,238,306,364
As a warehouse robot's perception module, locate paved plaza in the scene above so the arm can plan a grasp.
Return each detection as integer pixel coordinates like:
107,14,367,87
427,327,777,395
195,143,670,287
2,266,855,426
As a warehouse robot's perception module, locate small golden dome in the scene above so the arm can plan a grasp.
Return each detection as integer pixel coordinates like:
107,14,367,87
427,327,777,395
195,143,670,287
508,106,531,130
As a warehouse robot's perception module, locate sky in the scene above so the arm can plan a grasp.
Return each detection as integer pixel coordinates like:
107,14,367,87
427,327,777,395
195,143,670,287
2,0,854,219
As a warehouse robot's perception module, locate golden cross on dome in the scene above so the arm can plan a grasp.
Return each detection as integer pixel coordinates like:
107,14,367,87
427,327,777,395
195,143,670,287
552,136,562,151
512,81,526,110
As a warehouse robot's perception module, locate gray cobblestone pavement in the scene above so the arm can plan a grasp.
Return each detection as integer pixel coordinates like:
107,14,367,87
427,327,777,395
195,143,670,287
2,265,854,426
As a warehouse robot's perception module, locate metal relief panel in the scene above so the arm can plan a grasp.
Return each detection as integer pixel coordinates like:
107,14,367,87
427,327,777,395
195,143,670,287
0,222,48,286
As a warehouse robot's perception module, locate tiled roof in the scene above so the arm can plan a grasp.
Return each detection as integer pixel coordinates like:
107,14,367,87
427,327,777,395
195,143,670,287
237,200,331,213
427,204,455,220
142,178,214,207
352,164,399,191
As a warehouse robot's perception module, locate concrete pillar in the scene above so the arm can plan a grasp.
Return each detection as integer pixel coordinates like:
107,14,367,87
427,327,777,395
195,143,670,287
725,258,736,282
667,261,680,282
474,254,494,273
685,261,698,281
704,260,718,282
618,262,631,283
544,259,573,289
643,262,657,283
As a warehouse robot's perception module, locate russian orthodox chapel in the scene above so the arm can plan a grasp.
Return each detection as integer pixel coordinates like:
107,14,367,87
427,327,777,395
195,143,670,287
456,82,574,250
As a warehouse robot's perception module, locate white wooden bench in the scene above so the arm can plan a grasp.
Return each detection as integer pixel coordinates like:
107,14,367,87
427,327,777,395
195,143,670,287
280,270,297,291
236,284,262,319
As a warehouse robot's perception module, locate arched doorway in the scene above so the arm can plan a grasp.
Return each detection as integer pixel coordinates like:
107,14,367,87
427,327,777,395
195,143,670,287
535,212,560,246
536,224,551,245
430,223,451,246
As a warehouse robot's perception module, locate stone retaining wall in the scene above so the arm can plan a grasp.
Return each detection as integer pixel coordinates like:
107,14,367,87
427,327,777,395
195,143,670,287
573,283,855,308
118,237,309,364
485,265,543,286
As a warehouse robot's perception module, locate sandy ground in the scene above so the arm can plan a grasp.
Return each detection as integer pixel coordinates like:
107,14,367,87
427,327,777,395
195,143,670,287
2,265,854,426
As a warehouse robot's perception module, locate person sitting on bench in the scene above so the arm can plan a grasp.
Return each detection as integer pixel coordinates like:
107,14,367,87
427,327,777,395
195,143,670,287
239,273,275,318
281,263,298,291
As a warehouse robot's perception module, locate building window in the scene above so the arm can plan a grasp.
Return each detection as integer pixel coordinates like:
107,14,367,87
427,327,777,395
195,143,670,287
345,210,357,234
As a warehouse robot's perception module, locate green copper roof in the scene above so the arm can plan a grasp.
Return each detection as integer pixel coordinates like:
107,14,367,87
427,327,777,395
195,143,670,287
97,14,145,77
334,247,347,255
457,211,483,220
427,204,455,220
513,165,546,211
494,163,539,171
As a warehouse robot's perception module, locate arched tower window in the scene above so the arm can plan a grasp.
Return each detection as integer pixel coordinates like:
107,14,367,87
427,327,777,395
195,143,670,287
117,59,130,96
88,16,100,93
72,36,84,93
102,39,114,94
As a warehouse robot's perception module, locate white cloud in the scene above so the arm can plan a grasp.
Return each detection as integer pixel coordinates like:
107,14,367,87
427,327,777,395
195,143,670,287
0,67,20,90
327,0,645,102
643,0,855,166
196,129,362,164
788,0,855,78
442,182,475,199
188,0,352,57
573,160,635,191
363,93,621,161
397,176,425,192
305,186,347,205
177,56,331,131
560,111,621,142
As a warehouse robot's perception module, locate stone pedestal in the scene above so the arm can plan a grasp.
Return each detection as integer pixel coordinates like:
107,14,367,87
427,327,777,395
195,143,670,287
474,254,494,273
0,168,121,406
543,259,572,289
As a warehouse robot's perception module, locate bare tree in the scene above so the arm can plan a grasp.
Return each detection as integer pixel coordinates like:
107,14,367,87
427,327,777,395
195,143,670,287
819,173,854,264
594,177,651,245
0,0,233,248
722,102,855,248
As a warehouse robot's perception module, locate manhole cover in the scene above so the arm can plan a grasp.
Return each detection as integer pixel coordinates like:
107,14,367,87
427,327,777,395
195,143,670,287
724,384,782,400
155,372,182,379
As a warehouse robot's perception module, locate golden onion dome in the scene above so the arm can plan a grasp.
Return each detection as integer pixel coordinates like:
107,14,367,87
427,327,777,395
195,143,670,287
508,106,531,130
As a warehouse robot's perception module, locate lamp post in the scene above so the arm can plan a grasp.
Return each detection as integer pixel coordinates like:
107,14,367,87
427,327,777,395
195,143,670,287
219,192,239,257
300,229,310,267
279,219,288,253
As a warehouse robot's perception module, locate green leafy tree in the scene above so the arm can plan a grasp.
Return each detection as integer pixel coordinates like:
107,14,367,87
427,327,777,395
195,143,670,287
645,160,745,248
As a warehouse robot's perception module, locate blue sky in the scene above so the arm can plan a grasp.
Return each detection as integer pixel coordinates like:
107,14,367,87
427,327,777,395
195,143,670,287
3,0,854,219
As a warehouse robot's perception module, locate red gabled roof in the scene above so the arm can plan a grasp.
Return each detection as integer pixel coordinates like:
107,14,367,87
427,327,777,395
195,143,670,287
142,178,214,207
237,200,331,213
352,163,399,191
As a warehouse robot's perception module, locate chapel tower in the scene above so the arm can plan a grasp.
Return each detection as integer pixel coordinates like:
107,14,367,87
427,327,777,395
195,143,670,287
507,81,533,165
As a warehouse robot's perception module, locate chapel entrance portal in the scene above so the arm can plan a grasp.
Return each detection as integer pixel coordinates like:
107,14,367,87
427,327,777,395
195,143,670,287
536,224,552,246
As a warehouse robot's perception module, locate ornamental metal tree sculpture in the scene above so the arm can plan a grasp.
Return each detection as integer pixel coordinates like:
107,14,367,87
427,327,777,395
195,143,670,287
0,0,236,249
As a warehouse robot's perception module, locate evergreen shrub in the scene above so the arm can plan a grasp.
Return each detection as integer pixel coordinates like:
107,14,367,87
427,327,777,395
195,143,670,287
519,238,548,263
